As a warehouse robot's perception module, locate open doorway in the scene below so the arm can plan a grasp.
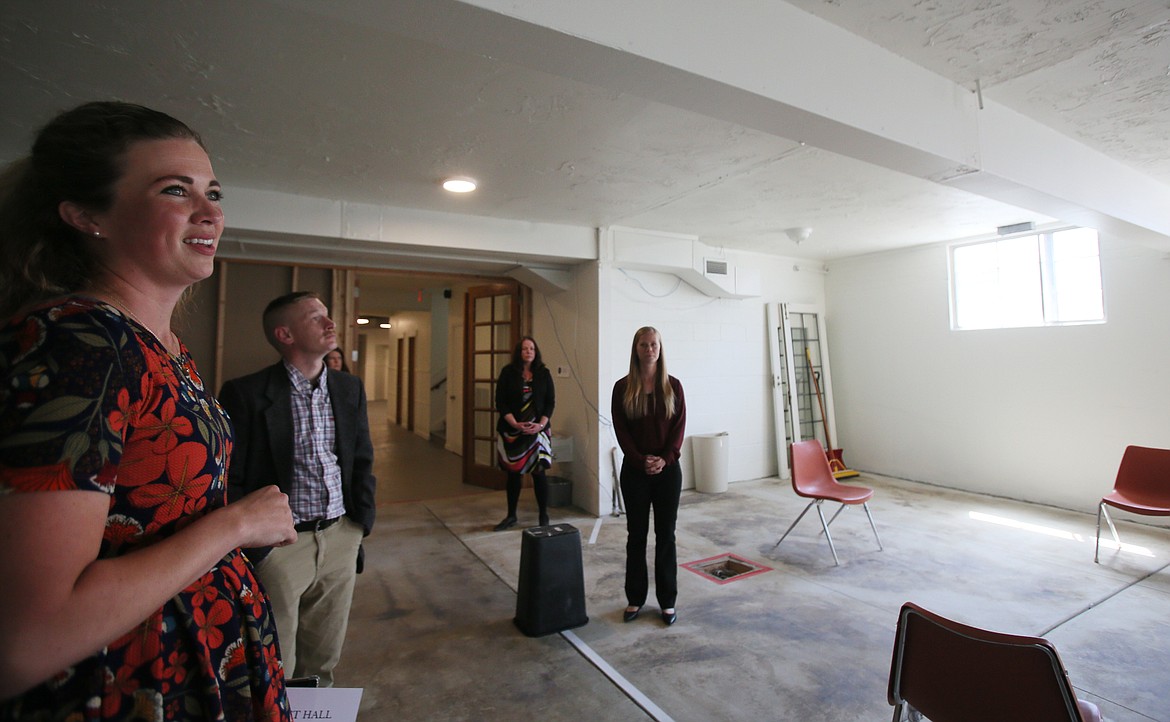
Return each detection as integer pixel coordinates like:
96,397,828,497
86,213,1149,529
352,271,528,491
354,272,458,446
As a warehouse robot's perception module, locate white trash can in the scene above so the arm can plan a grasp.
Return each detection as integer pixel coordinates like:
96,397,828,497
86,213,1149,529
692,432,730,493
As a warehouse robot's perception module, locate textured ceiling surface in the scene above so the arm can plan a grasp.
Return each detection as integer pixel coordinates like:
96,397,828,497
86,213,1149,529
1,0,1167,263
784,0,1170,180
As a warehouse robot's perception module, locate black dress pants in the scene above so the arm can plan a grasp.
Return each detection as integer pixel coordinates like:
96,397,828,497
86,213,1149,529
620,459,682,609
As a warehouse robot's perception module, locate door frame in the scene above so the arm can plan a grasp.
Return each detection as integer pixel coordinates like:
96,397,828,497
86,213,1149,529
460,281,529,489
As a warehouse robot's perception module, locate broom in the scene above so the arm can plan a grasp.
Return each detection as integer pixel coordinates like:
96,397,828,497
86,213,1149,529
805,348,859,479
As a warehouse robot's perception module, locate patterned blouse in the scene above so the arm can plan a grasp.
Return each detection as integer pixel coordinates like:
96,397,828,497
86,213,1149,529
0,297,290,722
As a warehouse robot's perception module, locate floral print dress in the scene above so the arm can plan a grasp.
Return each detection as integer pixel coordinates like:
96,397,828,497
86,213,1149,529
0,297,290,722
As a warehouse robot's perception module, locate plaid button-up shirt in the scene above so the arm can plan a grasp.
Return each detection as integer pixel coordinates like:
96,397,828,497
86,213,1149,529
284,361,346,524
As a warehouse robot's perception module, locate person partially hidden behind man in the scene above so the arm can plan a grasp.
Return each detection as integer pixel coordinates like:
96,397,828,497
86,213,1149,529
220,291,376,687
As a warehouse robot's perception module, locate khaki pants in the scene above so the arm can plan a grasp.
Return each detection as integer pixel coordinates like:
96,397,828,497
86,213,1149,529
256,516,363,687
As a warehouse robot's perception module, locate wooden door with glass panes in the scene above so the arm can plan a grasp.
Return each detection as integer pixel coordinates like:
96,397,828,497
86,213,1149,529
462,283,522,489
767,303,838,479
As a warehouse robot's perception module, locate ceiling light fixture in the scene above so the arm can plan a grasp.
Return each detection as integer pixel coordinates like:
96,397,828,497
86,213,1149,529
442,176,477,193
379,322,392,329
786,227,813,245
356,318,370,325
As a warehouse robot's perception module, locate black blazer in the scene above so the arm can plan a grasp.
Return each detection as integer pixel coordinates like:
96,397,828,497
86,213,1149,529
495,363,555,436
219,363,376,564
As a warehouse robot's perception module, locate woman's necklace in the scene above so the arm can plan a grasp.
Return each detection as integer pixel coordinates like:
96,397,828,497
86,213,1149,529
96,291,179,357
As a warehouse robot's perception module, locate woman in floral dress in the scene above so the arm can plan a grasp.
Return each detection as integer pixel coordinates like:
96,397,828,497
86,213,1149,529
0,102,297,720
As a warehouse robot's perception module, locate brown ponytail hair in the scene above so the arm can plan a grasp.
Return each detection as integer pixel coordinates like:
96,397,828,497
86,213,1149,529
0,101,203,316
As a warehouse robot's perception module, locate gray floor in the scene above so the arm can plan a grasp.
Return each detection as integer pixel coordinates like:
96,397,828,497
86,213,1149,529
334,411,1170,721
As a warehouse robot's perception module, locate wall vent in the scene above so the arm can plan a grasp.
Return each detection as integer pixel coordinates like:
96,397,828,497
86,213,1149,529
705,259,729,276
997,221,1035,236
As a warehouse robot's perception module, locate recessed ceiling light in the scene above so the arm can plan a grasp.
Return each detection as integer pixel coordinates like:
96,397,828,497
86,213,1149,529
442,176,477,193
379,322,392,329
356,318,370,325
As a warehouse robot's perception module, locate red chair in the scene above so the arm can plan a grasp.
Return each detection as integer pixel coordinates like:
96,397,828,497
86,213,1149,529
1095,445,1170,563
773,439,882,565
888,602,1102,722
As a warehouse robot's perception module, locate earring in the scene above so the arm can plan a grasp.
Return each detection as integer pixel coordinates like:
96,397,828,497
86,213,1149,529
93,231,101,237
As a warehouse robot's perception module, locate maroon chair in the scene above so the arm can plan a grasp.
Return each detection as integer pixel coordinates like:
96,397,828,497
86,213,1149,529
773,439,882,565
1095,445,1170,563
888,602,1102,722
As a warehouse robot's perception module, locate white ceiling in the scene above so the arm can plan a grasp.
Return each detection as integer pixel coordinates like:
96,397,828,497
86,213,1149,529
2,0,1168,266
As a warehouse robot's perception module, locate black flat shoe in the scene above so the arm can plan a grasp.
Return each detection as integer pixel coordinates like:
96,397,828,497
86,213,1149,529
623,606,641,623
538,512,550,526
493,516,517,531
661,609,677,626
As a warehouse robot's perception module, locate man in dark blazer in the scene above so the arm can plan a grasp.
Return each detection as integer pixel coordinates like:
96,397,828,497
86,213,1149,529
220,291,376,688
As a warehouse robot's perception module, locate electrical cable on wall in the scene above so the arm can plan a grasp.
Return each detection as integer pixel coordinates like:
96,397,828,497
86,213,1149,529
619,268,683,298
617,268,720,310
539,291,614,520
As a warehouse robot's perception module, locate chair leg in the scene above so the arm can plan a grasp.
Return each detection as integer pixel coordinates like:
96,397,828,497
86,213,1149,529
1095,502,1102,563
825,503,847,528
1103,504,1119,545
814,501,840,566
891,703,921,722
862,502,883,551
774,502,814,548
1095,503,1120,563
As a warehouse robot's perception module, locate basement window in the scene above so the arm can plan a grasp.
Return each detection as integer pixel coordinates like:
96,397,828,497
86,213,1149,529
949,227,1104,330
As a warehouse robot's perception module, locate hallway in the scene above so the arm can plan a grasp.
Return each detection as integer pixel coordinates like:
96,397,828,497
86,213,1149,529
336,415,1170,720
366,400,489,505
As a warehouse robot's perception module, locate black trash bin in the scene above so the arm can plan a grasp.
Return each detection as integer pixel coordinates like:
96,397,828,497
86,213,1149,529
514,524,589,637
546,475,572,507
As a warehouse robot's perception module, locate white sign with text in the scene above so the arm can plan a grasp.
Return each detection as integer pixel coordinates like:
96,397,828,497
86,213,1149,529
286,687,363,721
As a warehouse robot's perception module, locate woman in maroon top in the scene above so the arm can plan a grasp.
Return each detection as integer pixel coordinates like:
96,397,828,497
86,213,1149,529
611,326,686,626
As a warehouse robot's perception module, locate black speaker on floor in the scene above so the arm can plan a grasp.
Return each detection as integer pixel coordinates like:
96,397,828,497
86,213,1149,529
514,524,589,637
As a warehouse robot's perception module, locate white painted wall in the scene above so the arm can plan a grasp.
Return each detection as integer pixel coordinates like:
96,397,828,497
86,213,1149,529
825,233,1170,521
530,262,601,513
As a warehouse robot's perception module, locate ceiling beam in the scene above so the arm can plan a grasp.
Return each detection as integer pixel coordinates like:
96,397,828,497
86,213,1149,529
362,0,1170,249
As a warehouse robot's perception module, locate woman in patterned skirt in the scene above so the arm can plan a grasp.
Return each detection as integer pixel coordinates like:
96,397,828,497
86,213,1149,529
492,336,556,530
0,102,297,720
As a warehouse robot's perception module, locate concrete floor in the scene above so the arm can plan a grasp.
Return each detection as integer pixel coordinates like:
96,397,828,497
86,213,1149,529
333,409,1170,721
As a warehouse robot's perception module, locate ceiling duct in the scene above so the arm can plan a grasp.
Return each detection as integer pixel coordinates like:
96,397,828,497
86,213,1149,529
609,226,760,299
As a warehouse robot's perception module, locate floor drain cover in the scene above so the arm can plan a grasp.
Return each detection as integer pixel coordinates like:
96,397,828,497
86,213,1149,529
682,553,772,585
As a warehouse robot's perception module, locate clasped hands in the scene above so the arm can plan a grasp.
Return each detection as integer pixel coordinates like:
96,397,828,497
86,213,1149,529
643,454,666,475
514,420,543,435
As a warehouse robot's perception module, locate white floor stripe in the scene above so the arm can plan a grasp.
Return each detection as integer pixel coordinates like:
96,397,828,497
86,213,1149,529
589,516,604,545
561,629,675,722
